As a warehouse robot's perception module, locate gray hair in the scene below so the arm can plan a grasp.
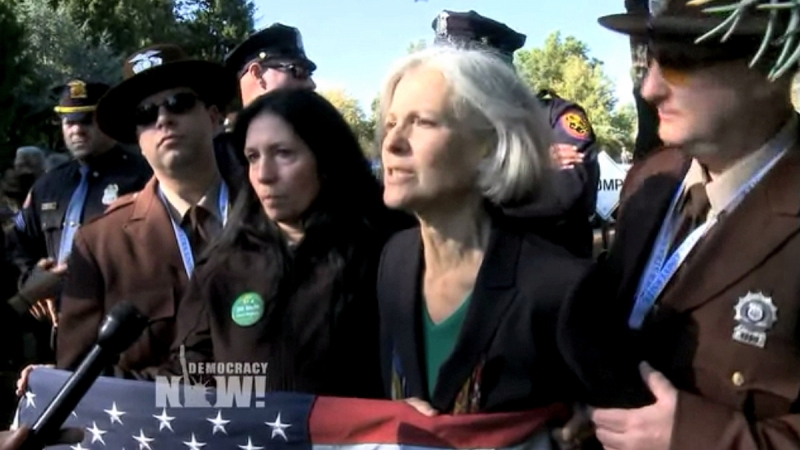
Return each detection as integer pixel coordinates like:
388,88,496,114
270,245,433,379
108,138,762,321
376,45,553,204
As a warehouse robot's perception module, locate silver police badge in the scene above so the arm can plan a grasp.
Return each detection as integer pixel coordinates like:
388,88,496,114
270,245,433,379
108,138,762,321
733,291,778,348
102,184,119,205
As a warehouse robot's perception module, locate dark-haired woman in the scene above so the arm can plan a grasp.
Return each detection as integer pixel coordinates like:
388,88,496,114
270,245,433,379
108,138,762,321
169,88,397,398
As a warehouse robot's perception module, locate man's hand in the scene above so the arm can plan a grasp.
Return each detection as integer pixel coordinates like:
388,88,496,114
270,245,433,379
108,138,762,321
28,298,57,325
590,362,677,450
0,426,84,450
550,144,584,169
16,364,54,397
403,397,438,417
20,259,67,306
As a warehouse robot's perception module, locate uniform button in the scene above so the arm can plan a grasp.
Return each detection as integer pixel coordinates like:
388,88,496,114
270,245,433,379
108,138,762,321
93,172,99,177
732,371,745,386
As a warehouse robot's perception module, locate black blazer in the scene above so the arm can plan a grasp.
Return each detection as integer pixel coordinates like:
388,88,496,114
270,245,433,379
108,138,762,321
377,215,592,413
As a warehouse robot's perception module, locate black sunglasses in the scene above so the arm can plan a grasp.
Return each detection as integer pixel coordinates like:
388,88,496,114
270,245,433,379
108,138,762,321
134,92,200,127
647,40,753,71
262,61,313,80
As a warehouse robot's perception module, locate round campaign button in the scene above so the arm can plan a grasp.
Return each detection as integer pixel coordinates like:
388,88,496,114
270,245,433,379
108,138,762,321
231,292,264,327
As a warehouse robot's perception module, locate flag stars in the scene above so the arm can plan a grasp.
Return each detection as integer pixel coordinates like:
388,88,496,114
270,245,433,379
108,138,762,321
133,429,153,450
265,412,291,441
153,407,175,432
23,392,35,408
207,410,230,435
104,402,126,425
86,421,107,445
70,444,88,450
238,437,264,450
183,433,206,450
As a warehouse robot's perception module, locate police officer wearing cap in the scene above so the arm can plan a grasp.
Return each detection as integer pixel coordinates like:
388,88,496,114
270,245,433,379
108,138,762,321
212,24,318,174
430,10,600,259
224,23,317,107
558,1,800,449
7,80,151,355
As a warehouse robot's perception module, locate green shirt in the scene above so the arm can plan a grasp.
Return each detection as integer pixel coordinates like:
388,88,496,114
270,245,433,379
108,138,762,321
422,293,472,399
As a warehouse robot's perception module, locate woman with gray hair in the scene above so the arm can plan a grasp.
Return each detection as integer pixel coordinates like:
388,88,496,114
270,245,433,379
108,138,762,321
375,45,592,438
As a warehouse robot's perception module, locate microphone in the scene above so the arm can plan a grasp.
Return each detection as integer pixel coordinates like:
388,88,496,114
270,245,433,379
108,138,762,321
21,301,148,450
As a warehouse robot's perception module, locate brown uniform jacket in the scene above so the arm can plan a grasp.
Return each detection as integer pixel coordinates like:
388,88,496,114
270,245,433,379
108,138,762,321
57,177,194,376
558,143,800,449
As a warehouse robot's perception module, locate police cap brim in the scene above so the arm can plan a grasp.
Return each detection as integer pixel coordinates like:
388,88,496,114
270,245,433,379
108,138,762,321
598,12,769,39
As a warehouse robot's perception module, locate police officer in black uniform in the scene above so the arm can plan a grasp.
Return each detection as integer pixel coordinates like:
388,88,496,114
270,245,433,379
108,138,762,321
224,23,317,108
430,10,601,258
212,24,318,178
8,79,151,361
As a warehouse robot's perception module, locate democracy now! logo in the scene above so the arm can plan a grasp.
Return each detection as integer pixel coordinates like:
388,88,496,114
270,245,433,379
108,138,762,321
154,346,269,408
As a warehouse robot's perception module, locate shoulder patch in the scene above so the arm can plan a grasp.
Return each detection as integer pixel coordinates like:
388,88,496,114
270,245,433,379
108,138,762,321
559,109,592,140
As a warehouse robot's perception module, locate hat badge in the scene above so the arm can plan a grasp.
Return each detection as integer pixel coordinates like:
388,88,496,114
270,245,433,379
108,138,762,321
68,80,88,99
649,0,668,16
130,50,163,74
435,11,450,35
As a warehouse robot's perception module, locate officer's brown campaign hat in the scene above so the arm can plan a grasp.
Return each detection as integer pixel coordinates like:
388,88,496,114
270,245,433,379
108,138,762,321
223,23,317,77
52,79,110,122
96,44,237,144
599,0,770,39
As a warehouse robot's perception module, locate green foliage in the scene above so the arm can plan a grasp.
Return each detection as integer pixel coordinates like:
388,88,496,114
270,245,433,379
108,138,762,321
45,0,254,59
45,0,179,56
1,0,255,156
515,32,636,160
175,0,255,63
0,0,29,166
319,89,376,156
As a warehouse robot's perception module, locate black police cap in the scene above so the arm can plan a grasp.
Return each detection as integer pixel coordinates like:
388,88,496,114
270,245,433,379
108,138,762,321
224,23,317,76
52,79,110,121
431,10,526,59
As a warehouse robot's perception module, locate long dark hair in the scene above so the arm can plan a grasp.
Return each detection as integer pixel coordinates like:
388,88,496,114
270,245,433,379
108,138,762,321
203,88,390,337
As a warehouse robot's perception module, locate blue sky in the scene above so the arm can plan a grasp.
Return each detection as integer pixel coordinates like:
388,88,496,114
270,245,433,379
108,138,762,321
250,0,635,111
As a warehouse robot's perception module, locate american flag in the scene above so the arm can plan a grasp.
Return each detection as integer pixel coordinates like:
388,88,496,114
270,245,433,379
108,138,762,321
14,368,565,450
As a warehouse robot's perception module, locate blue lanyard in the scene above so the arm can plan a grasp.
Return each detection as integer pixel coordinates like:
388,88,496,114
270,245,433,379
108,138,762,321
628,147,791,330
158,182,229,277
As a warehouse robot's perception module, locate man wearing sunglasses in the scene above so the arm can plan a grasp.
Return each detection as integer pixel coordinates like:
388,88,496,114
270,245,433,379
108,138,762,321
224,23,317,107
7,80,151,360
558,1,800,449
52,45,239,378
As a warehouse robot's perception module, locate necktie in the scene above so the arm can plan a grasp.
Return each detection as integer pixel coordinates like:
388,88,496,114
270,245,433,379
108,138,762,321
57,165,90,263
185,205,211,258
668,183,710,255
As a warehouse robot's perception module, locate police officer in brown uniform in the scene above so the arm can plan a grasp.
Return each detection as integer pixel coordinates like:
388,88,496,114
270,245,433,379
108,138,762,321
558,1,800,449
55,45,239,377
